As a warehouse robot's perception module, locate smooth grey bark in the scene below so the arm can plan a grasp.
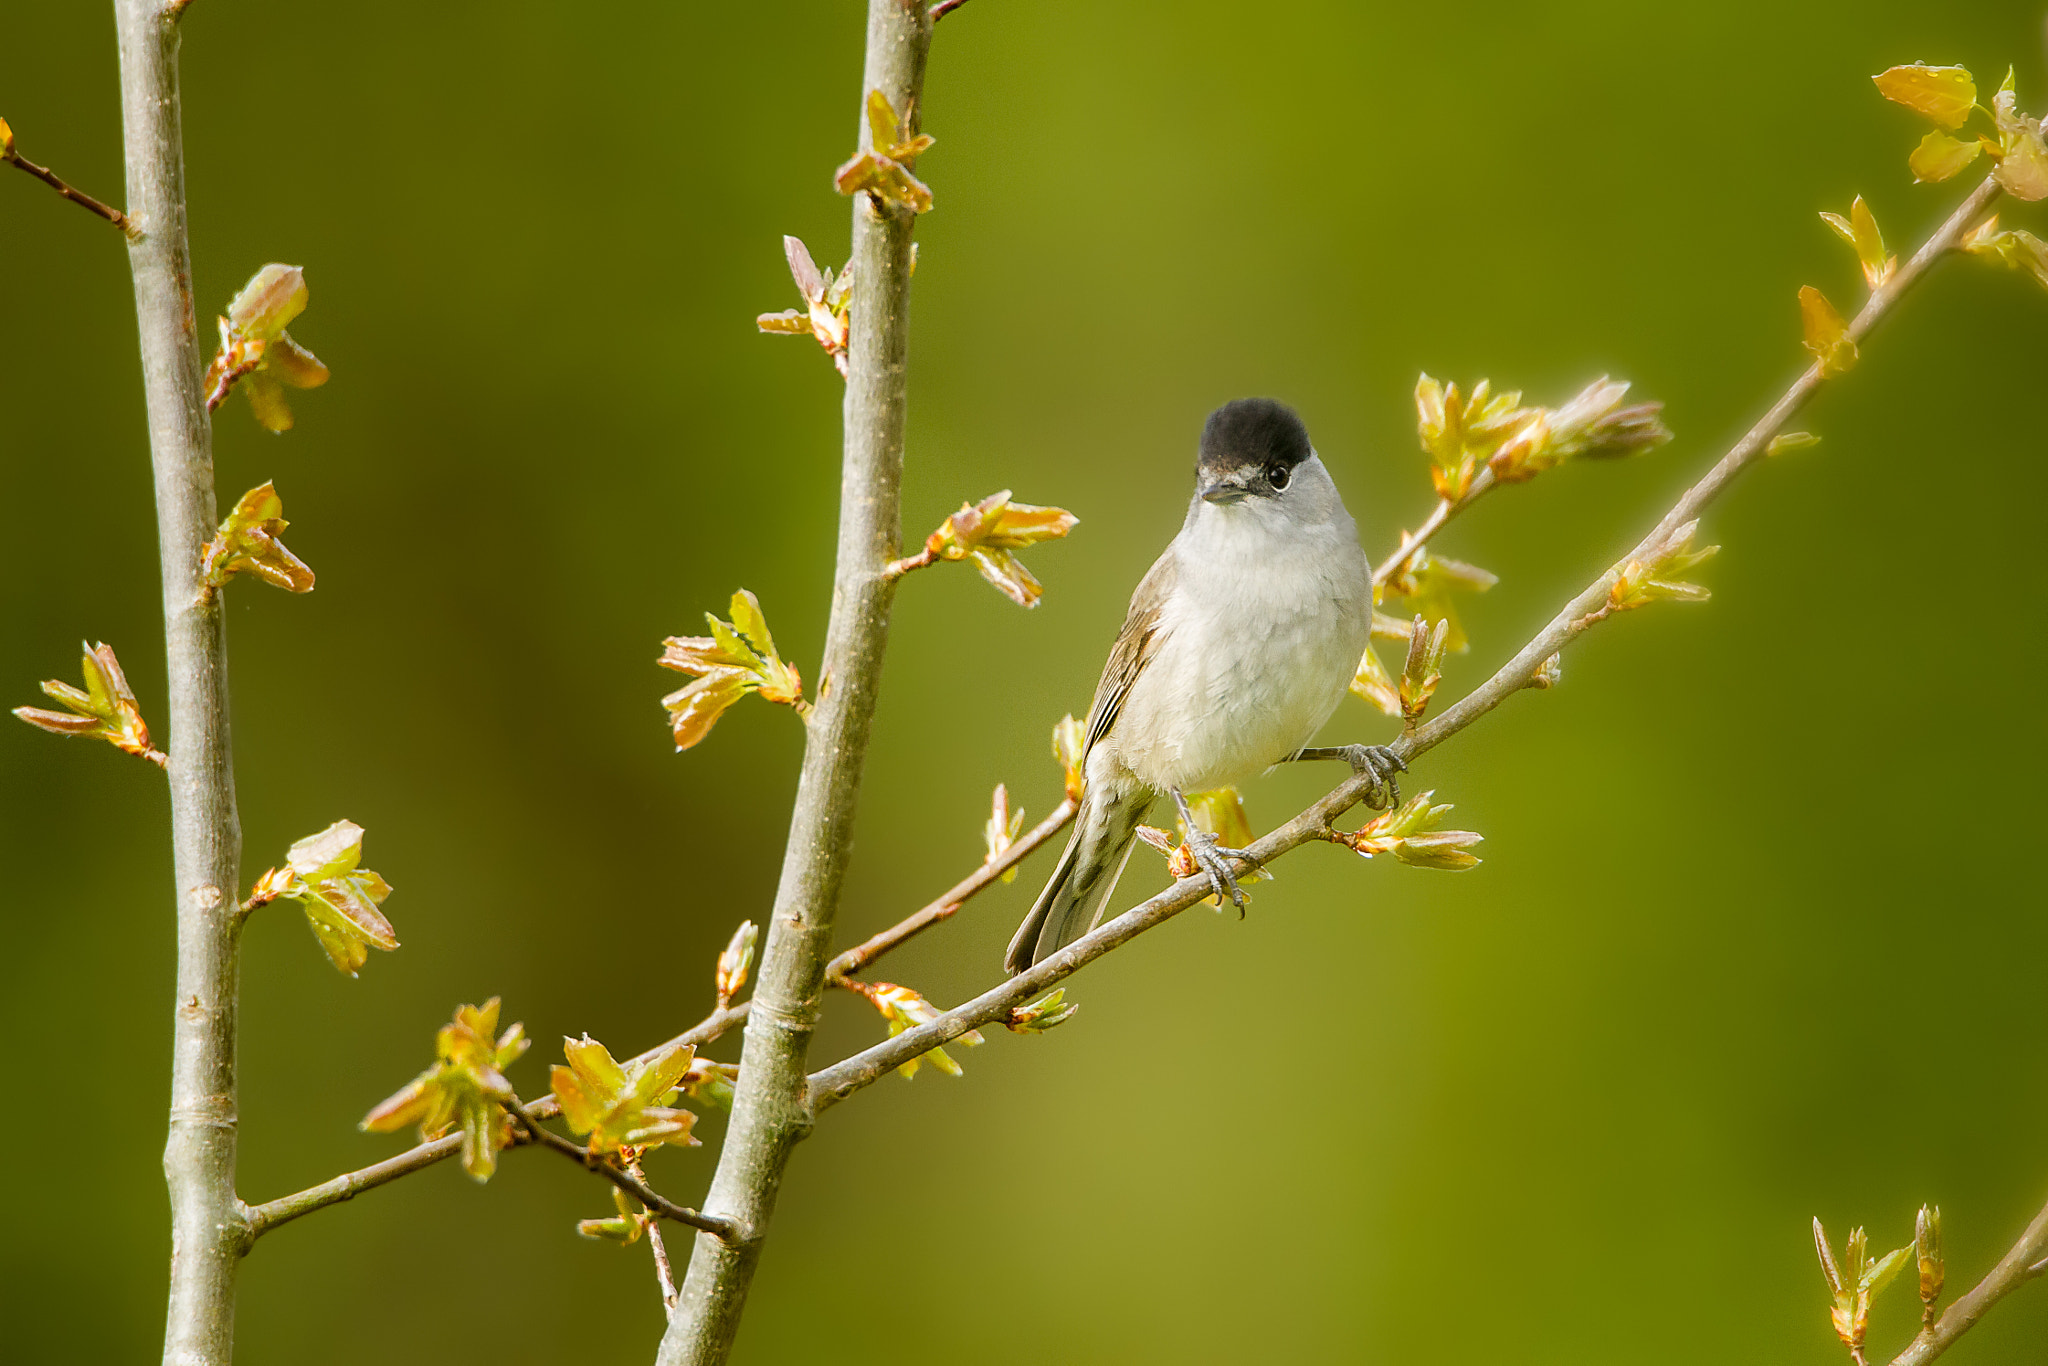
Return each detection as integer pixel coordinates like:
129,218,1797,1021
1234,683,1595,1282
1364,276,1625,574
655,4,931,1362
114,4,249,1363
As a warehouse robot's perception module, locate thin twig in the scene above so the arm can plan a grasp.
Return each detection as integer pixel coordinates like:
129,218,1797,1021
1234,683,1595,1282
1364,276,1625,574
1372,471,1493,587
1886,1192,2048,1366
502,1096,743,1242
805,170,2005,1111
881,547,938,580
648,1219,680,1316
827,797,1076,982
3,143,137,237
929,0,972,21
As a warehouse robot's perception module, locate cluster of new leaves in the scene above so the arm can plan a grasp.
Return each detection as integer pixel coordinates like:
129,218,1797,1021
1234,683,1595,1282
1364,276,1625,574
715,920,757,1009
551,1036,700,1156
198,483,314,596
1004,988,1079,1034
1813,1206,1945,1364
362,999,529,1180
852,981,982,1080
245,820,398,976
1414,373,1671,503
1353,613,1454,726
579,1184,661,1245
903,490,1079,607
1599,520,1718,618
1799,285,1861,377
12,641,162,766
1328,791,1483,871
834,89,935,214
1961,213,2048,293
203,264,330,432
757,236,857,376
984,783,1025,882
1875,64,2048,201
658,590,808,751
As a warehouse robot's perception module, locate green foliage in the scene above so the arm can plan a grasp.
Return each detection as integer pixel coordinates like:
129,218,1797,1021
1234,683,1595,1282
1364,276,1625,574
200,483,314,595
361,999,529,1180
247,820,398,977
202,264,330,431
657,589,808,751
12,641,160,765
550,1036,700,1156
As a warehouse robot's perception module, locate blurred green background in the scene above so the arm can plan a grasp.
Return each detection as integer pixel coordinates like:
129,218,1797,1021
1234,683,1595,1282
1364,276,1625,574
5,2,2046,1362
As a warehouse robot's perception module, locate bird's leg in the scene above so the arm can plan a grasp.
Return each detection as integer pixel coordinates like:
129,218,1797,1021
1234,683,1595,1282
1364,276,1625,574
1285,745,1406,809
1170,787,1257,915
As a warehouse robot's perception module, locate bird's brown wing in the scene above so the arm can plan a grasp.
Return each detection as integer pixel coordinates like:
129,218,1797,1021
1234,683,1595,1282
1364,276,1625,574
1081,550,1176,759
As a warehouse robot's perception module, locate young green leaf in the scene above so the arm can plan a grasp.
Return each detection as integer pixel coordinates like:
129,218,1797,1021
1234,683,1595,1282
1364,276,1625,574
758,235,854,376
1798,285,1858,376
1384,548,1496,653
1331,790,1483,870
1051,713,1086,801
1399,616,1450,727
199,482,314,596
13,641,164,767
1960,215,2048,292
852,982,982,1080
362,998,529,1180
658,589,808,750
1820,197,1896,288
1605,519,1719,614
1872,64,1978,130
1005,988,1079,1034
246,820,399,976
202,264,330,431
550,1036,700,1156
715,920,758,1009
983,783,1026,882
1349,642,1401,718
833,89,936,214
908,490,1079,607
1989,68,2048,202
1908,129,1985,183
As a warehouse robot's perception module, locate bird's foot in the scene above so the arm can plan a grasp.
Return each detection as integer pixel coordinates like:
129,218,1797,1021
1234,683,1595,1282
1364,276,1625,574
1327,744,1406,809
1171,789,1260,916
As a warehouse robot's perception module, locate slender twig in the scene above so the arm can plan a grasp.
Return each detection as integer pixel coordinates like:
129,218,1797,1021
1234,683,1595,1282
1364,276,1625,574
827,797,1076,982
244,1002,749,1239
1372,471,1493,587
805,170,2005,1112
647,1219,680,1315
1886,1192,2048,1366
881,546,938,580
502,1096,742,1241
113,3,250,1362
929,0,972,21
2,140,137,237
658,7,934,1361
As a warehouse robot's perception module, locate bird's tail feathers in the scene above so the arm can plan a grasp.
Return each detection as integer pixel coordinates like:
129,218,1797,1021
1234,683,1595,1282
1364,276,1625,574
1004,785,1149,974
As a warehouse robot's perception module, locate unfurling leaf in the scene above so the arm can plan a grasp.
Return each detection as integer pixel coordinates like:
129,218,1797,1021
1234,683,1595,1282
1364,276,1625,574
682,1057,739,1110
833,89,937,214
202,264,330,431
1383,548,1495,653
1916,1205,1944,1314
911,490,1079,607
658,589,808,750
1959,215,2048,293
1872,64,1978,130
1350,642,1401,717
199,482,314,596
1798,285,1858,376
759,235,855,376
853,981,982,1080
362,998,529,1180
1605,519,1719,614
1052,714,1086,801
1415,373,1670,500
715,920,758,1008
1813,1217,1914,1357
984,783,1026,882
1821,197,1896,288
1990,68,2048,202
1909,129,1984,183
1332,790,1482,870
13,641,162,766
579,1186,655,1245
249,820,399,976
1399,616,1449,727
550,1036,700,1155
1005,988,1079,1034
1767,431,1822,457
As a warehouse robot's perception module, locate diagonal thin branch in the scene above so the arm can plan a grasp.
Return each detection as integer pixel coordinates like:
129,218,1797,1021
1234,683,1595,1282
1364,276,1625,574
1885,1191,2048,1366
501,1096,742,1241
805,170,2006,1111
3,137,136,237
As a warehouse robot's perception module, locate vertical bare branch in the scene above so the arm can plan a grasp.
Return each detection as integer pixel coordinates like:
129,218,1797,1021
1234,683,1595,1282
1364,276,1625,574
656,4,932,1362
113,3,249,1363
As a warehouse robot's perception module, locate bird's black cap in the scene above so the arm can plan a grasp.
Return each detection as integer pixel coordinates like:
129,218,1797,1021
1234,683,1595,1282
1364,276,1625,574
1197,398,1312,481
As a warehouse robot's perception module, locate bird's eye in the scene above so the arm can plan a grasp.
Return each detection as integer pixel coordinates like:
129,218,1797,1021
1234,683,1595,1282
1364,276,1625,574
1267,462,1291,490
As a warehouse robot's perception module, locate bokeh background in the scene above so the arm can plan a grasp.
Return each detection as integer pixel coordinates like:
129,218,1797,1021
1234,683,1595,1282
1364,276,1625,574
5,2,2046,1362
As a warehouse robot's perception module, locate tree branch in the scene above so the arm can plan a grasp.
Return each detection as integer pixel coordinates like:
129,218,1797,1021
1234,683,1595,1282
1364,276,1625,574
929,0,972,21
657,8,933,1358
1886,1191,2048,1366
1371,470,1494,587
805,170,2005,1111
2,135,137,236
113,4,250,1362
501,1097,742,1241
826,797,1076,983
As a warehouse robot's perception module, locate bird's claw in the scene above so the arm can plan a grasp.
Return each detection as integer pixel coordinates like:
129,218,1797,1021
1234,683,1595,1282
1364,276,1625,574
1340,744,1406,809
1185,827,1255,917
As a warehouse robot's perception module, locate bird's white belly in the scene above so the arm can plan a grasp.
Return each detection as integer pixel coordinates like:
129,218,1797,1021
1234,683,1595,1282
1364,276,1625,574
1111,520,1371,794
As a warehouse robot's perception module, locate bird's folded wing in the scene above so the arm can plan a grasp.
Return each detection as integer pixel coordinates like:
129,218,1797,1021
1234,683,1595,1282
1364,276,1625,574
1082,550,1176,759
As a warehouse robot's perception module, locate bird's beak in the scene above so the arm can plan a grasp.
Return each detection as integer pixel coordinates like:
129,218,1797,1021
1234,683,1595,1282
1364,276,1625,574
1199,477,1248,505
